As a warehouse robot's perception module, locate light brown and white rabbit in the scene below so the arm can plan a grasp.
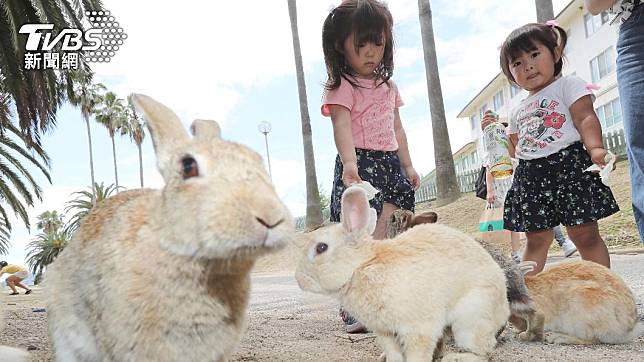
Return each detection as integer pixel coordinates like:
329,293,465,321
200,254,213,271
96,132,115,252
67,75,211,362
295,186,509,362
518,260,643,344
45,94,293,362
386,209,544,342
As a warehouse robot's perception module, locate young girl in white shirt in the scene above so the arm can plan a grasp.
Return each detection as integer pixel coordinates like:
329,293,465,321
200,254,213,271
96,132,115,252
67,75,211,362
484,22,619,274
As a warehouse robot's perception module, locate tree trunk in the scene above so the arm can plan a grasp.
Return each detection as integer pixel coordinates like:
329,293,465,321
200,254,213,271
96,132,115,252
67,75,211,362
84,115,97,205
287,0,323,228
137,142,144,188
417,0,460,205
535,0,554,23
110,135,119,192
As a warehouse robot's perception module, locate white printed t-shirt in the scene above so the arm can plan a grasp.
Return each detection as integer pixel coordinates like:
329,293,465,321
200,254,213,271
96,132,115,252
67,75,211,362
507,75,594,160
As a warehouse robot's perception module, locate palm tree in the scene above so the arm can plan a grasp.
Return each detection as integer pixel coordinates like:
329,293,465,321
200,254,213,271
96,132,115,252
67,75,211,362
36,210,64,234
287,0,323,229
0,0,104,147
0,219,10,255
0,118,51,232
26,229,70,282
64,182,119,235
68,70,106,204
417,0,461,206
95,91,127,191
122,100,145,188
535,0,554,23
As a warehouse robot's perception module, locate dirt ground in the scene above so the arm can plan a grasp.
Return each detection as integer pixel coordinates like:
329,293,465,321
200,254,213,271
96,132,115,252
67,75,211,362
1,253,644,361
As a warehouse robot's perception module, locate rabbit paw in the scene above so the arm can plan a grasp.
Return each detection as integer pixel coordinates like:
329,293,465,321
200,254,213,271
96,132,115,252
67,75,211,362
441,352,487,362
519,331,536,342
378,352,404,362
544,332,592,345
518,331,542,342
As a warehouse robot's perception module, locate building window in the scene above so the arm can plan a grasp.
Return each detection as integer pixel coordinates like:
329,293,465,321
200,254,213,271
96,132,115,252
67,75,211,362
590,47,615,83
510,83,522,98
470,115,478,130
493,90,504,111
479,104,488,119
584,11,610,37
596,98,622,129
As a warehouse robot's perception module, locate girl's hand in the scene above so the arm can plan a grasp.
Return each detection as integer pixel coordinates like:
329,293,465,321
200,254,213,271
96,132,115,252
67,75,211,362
404,165,421,191
342,162,362,187
588,147,617,171
588,147,609,168
486,192,495,205
480,110,497,130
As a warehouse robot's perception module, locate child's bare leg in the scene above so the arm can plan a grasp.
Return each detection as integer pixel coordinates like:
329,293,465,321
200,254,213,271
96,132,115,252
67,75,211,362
510,231,522,252
565,222,610,268
374,202,399,240
522,229,554,275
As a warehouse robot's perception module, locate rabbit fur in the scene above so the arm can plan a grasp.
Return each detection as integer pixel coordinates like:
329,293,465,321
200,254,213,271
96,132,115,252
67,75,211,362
519,260,643,344
45,94,293,362
295,186,509,362
386,209,544,343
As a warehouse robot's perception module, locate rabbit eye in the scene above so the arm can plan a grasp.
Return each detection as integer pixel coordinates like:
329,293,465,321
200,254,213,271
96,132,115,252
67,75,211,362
181,156,199,179
315,242,328,255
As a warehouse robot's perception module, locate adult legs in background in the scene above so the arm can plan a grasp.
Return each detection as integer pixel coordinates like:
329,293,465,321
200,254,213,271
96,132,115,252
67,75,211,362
553,225,577,257
510,231,523,263
616,7,644,243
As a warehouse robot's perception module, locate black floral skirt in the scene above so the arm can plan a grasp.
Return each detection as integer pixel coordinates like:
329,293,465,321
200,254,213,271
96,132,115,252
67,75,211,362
330,149,415,222
504,142,619,232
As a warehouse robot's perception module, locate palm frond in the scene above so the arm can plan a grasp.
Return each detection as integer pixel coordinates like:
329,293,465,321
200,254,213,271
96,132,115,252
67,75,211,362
64,182,118,234
0,219,10,255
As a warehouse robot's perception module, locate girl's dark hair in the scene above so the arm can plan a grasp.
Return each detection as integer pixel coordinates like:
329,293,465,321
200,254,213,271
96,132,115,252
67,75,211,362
499,23,567,85
0,261,7,268
322,0,394,90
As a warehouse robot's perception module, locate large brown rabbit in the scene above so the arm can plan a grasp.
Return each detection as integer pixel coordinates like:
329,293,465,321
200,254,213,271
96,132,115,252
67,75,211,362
295,186,509,362
45,94,293,361
520,260,643,344
386,209,544,342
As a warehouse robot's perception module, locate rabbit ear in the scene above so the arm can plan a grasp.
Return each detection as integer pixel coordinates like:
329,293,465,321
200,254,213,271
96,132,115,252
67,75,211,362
129,94,189,158
341,186,376,235
191,119,221,142
411,211,438,227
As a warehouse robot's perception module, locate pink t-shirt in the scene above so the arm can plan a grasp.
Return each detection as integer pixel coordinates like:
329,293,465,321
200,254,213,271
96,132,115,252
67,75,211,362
321,76,403,151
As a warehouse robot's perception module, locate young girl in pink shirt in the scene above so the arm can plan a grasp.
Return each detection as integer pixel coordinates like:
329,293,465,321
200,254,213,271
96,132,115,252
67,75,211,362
322,0,420,243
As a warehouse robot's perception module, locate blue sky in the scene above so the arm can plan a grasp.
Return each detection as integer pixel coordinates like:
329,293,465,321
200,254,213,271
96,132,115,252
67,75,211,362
4,0,571,266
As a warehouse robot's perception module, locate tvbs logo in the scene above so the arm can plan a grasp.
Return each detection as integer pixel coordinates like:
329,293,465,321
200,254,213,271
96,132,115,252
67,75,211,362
19,10,127,70
19,24,102,51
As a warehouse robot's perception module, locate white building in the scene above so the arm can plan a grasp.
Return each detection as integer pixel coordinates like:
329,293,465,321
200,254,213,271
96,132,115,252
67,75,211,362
456,0,622,171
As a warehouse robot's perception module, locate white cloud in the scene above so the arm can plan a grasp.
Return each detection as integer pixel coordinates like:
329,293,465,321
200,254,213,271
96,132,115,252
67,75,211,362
395,46,423,69
90,0,335,126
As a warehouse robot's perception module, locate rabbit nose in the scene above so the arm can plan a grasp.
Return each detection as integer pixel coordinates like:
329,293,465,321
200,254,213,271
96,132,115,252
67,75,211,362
255,217,284,229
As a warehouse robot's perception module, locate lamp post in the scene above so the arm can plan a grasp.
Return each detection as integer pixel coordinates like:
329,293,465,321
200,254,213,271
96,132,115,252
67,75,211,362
258,121,273,181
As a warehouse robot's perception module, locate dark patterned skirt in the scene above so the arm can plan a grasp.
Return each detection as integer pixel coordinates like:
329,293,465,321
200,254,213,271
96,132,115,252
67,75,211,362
503,142,619,232
330,149,415,222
